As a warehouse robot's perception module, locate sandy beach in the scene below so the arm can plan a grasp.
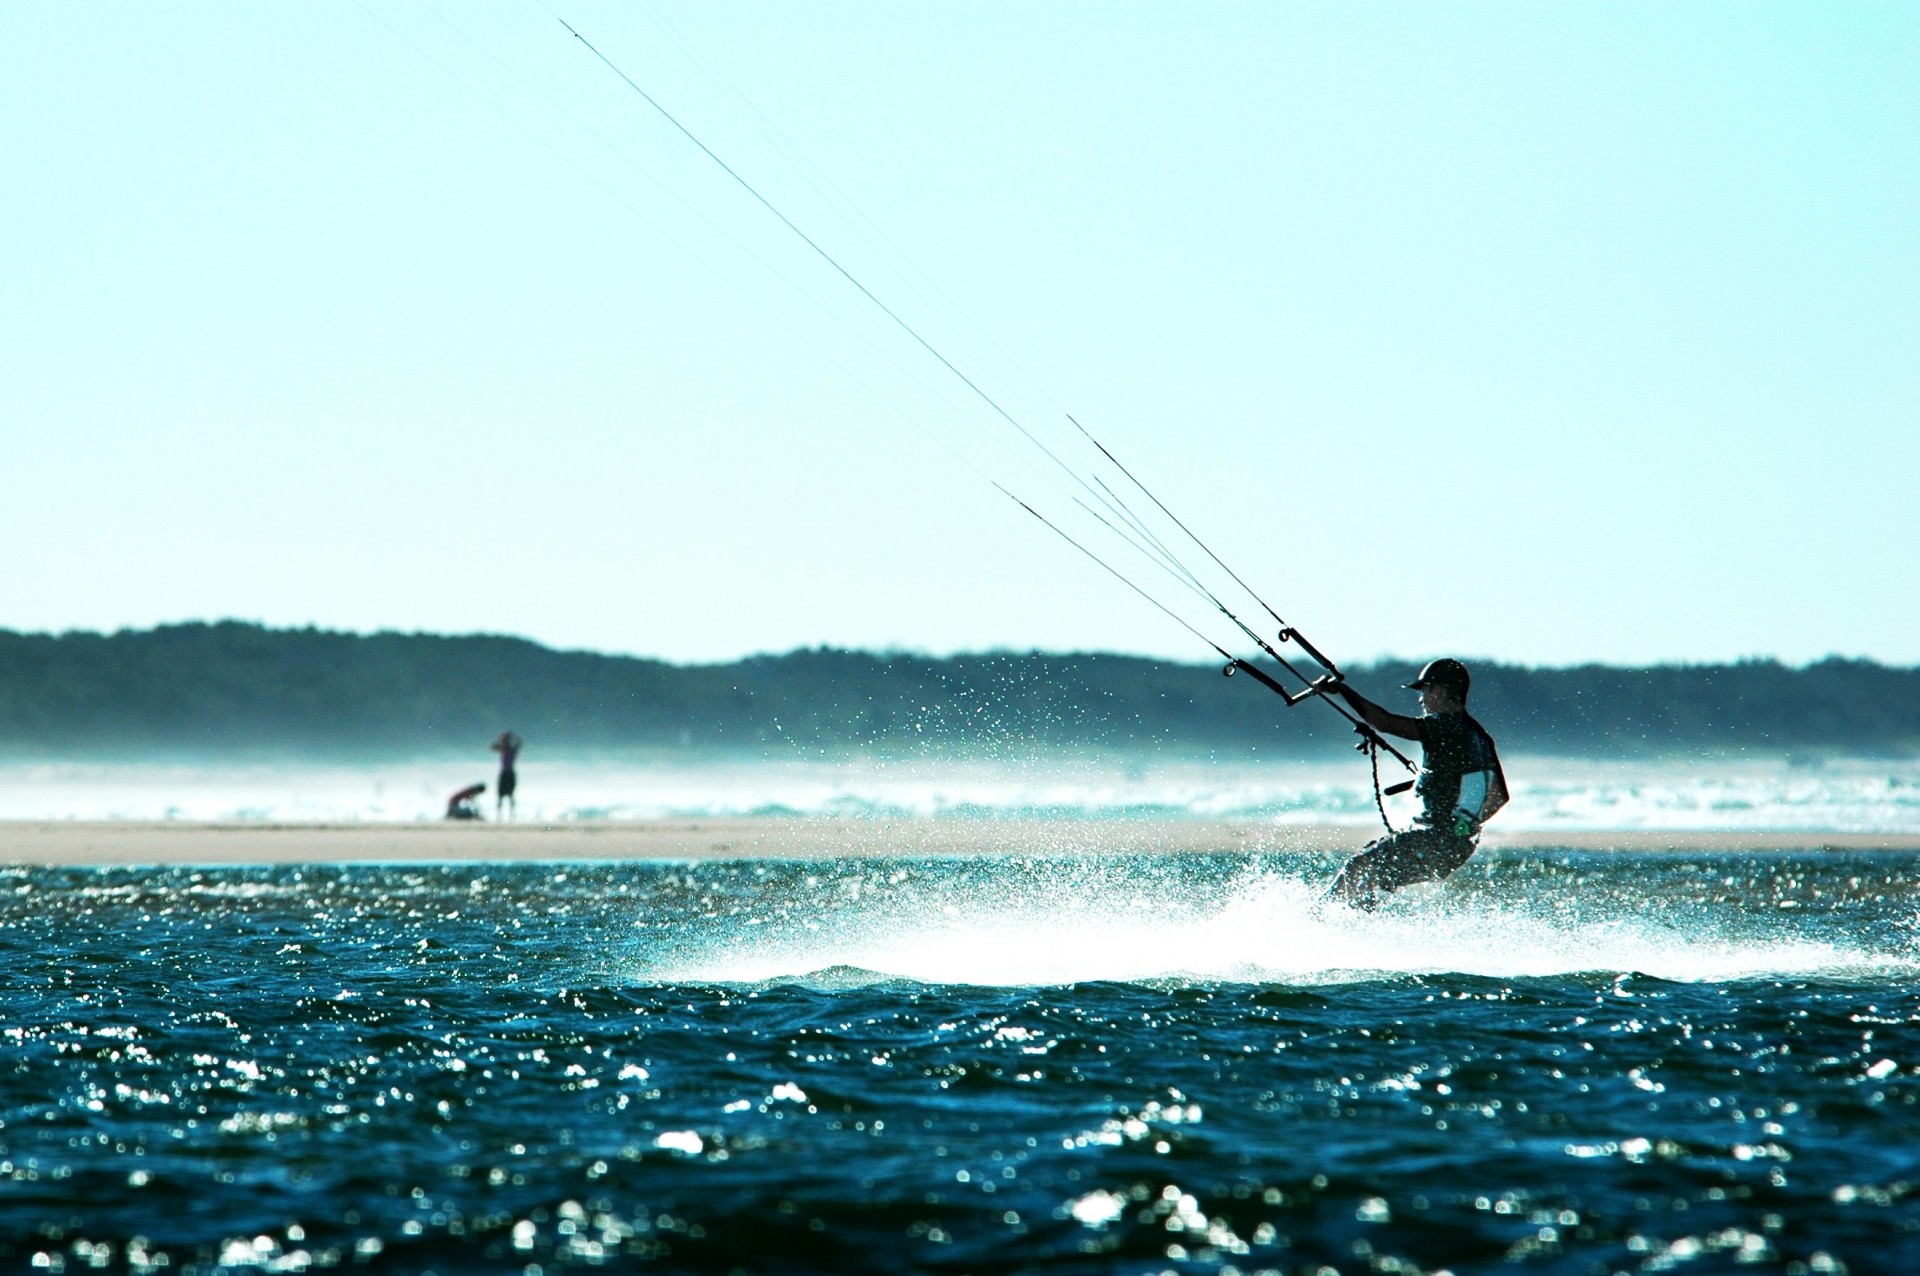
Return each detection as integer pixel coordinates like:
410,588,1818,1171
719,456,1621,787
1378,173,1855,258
3,818,1918,866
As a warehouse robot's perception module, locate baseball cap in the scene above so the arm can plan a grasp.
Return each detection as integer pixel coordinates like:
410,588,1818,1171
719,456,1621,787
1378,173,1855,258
1406,658,1470,696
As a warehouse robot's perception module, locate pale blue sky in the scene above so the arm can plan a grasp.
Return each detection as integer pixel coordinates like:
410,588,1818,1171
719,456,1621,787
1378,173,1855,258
3,2,1915,667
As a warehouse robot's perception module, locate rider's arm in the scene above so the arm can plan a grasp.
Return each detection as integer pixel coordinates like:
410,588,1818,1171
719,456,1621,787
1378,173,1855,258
1330,683,1422,740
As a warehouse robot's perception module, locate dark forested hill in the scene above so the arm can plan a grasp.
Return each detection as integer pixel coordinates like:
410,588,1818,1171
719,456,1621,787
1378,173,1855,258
0,622,1914,760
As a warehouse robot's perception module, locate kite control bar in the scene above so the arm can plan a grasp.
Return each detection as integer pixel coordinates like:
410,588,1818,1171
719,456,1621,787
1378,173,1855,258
1222,659,1343,707
1224,652,1419,777
1277,627,1341,679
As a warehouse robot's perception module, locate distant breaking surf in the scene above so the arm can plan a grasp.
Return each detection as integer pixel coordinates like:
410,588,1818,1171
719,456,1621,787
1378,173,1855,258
1,756,1916,832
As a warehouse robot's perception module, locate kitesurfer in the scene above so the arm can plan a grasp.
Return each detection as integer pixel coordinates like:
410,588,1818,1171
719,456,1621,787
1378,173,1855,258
1324,658,1508,910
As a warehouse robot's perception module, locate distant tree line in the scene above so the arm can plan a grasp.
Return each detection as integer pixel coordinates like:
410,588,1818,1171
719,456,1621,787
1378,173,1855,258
0,622,1913,761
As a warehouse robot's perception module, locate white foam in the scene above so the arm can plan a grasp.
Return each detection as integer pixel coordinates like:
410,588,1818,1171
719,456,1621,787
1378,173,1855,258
638,865,1920,988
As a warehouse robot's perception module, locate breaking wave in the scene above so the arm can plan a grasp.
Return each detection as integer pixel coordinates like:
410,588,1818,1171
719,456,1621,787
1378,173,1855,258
4,756,1918,831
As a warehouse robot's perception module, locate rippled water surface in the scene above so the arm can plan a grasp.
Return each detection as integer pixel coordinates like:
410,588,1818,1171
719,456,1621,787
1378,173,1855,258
4,849,1920,1273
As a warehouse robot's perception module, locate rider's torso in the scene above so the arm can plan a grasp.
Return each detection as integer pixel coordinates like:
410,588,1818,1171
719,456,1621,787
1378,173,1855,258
1414,711,1501,828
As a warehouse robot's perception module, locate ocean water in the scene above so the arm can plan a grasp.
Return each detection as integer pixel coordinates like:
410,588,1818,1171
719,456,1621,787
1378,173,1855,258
2,756,1917,831
4,849,1919,1274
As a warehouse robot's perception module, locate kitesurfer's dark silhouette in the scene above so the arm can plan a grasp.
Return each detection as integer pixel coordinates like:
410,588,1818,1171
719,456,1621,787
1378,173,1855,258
1325,659,1508,910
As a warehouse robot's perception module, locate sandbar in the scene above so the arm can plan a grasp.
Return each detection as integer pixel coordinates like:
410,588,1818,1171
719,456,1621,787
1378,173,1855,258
2,819,1918,866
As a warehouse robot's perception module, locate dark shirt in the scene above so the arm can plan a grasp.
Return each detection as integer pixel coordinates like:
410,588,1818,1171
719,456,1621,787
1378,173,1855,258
1413,710,1505,828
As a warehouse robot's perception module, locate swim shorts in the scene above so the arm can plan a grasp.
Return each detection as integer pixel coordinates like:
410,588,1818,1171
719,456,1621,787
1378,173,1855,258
1328,826,1476,910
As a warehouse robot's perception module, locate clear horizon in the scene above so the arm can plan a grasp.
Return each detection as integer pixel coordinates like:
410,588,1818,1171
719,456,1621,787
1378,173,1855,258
5,3,1915,668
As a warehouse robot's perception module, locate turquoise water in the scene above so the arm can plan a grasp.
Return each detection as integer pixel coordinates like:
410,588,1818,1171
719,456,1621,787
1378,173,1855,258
3,850,1918,1273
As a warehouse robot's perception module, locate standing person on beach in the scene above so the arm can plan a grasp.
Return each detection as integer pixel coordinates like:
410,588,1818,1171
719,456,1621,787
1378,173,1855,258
1323,659,1508,910
491,730,522,820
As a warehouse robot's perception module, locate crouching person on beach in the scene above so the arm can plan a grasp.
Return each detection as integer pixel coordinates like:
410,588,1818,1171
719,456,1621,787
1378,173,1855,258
1324,659,1508,911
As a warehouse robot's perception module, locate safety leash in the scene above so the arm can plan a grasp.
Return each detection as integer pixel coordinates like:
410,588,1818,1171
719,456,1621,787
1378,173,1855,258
1364,732,1398,835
